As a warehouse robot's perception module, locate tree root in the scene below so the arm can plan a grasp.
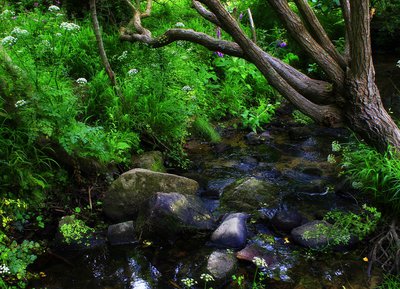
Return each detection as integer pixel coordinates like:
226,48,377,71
368,219,400,276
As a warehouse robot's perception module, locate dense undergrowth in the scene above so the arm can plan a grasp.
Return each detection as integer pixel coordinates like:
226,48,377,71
0,0,399,288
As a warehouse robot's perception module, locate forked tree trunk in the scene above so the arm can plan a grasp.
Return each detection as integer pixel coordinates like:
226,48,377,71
118,0,400,152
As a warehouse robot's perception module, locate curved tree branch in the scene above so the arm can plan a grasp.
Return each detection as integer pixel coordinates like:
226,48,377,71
293,0,347,68
192,0,221,26
340,0,351,62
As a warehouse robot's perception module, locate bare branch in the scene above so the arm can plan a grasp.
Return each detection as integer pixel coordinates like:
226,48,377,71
90,0,116,86
340,0,351,62
247,8,257,43
192,0,221,26
264,0,344,89
293,0,347,68
141,0,152,18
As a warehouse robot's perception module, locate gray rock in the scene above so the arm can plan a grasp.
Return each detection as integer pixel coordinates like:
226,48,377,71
103,169,199,221
131,151,165,172
207,250,237,280
107,221,136,245
221,177,279,212
271,209,303,233
141,192,216,237
211,213,248,249
291,220,332,249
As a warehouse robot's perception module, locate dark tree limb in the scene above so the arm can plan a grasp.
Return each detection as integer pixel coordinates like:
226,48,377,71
192,0,221,27
90,0,116,86
293,0,347,68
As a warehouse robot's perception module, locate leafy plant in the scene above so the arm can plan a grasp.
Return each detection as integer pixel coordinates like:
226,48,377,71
59,215,94,246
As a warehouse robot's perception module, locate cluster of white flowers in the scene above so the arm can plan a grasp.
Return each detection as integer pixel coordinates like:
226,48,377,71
252,256,268,268
397,60,400,69
0,264,10,275
200,273,214,282
327,154,336,164
331,140,341,152
1,9,15,18
11,27,29,36
55,32,62,37
117,50,128,61
175,22,185,28
48,5,60,12
181,85,192,92
181,277,197,287
41,39,51,47
127,68,139,76
1,35,17,47
15,99,27,108
60,22,80,31
76,78,88,84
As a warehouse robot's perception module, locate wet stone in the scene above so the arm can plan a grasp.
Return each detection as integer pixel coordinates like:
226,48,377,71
291,220,332,249
271,209,303,233
107,221,136,246
211,213,248,249
206,250,237,281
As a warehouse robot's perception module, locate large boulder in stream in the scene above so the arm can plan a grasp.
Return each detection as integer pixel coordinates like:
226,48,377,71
221,177,280,212
103,168,199,221
138,192,216,237
210,213,248,249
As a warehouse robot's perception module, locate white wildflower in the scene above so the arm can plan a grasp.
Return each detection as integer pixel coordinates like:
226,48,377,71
182,85,192,92
1,35,17,47
200,273,214,282
41,40,51,47
60,22,80,31
15,99,27,108
397,60,400,69
181,277,197,287
0,264,10,275
331,141,341,152
128,68,138,76
55,32,62,37
48,5,60,12
76,78,88,85
1,10,15,17
175,22,185,28
11,27,29,36
252,256,268,268
117,50,128,61
56,13,64,17
327,154,336,164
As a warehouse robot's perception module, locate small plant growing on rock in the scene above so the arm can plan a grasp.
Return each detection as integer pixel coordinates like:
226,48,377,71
59,215,94,246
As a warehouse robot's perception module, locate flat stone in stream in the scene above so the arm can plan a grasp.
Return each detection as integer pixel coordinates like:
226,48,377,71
291,220,332,249
221,177,280,212
139,192,216,237
207,250,237,281
103,168,199,221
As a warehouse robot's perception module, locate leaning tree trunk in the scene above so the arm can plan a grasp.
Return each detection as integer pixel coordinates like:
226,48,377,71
118,0,400,152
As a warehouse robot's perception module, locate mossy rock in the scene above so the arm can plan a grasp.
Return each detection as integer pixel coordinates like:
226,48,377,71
131,151,166,172
103,169,199,221
220,177,280,212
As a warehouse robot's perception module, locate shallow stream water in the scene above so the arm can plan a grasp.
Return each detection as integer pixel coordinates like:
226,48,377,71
31,122,381,289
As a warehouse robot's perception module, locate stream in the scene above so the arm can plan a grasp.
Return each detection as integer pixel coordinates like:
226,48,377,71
31,119,382,289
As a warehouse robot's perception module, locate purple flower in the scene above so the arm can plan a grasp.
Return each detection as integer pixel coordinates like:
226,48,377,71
214,51,224,57
239,13,243,21
276,40,287,48
34,2,39,7
216,27,221,39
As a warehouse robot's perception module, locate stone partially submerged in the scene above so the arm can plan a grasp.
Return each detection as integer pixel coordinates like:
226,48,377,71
103,168,199,221
210,213,248,249
141,192,216,237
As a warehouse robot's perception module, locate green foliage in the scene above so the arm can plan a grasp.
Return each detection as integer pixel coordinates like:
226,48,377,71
0,198,42,288
292,110,314,125
241,100,279,132
303,204,381,247
378,274,400,289
59,215,94,245
191,116,221,143
340,142,400,213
